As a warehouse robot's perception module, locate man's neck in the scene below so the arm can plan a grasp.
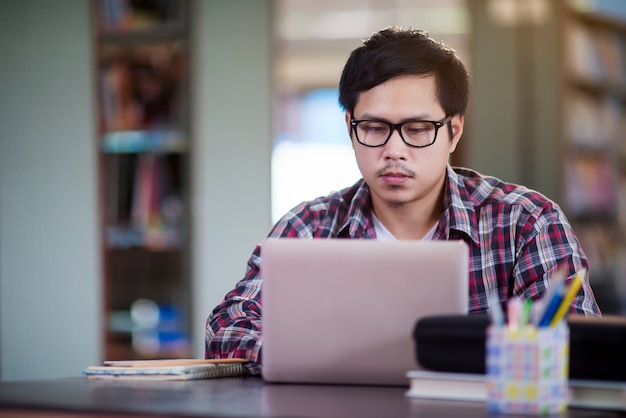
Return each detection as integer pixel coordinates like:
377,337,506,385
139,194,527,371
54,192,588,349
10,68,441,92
372,196,442,240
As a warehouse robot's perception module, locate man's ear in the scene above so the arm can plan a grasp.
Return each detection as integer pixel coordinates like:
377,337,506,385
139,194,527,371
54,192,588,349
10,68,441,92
345,113,356,149
448,114,464,154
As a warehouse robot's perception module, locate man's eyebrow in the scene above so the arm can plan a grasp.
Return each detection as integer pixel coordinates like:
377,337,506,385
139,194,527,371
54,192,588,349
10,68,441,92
358,112,435,122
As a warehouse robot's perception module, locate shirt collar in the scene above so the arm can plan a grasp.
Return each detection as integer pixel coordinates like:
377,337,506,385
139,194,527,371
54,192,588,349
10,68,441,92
439,165,480,244
338,179,376,239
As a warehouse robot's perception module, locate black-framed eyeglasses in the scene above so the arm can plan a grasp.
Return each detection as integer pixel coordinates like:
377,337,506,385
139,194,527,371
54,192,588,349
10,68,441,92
350,116,452,148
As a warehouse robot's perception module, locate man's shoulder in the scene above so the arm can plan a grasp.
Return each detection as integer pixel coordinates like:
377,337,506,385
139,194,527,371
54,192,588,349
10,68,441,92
451,167,556,212
271,179,369,238
302,179,366,213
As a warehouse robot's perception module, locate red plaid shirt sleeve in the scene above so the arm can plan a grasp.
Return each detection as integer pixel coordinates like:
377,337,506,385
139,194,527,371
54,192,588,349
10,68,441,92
205,245,264,375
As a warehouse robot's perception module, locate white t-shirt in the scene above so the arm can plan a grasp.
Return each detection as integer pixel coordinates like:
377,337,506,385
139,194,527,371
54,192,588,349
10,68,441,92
372,213,438,241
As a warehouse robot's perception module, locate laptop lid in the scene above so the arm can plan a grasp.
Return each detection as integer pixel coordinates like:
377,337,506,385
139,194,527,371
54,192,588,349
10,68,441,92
261,238,469,386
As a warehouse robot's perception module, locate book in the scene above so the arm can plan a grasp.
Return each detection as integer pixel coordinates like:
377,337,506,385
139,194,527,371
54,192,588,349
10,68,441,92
84,358,248,381
405,370,486,402
569,379,626,410
405,371,626,411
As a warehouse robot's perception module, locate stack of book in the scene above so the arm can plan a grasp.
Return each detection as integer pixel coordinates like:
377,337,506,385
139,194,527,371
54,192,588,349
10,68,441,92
405,370,626,411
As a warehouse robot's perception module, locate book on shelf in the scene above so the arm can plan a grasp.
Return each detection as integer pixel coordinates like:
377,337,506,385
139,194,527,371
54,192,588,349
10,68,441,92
405,370,626,411
98,43,185,133
564,154,617,217
98,0,184,33
566,92,621,150
84,358,248,381
566,19,625,85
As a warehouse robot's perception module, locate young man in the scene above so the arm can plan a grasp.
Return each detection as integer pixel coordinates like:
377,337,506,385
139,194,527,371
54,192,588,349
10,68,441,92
205,27,601,374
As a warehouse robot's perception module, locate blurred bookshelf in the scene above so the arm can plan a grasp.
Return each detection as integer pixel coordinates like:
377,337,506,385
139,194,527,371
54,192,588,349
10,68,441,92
561,0,626,314
93,0,192,360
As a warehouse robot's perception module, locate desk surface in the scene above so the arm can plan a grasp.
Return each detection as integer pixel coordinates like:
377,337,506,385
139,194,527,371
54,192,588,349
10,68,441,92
0,376,621,418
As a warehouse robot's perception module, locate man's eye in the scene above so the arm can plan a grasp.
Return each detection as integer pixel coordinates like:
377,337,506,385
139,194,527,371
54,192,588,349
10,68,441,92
362,123,387,133
406,127,429,134
405,123,432,135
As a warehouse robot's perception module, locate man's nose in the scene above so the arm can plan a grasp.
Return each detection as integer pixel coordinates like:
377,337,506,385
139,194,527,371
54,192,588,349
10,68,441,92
383,129,408,159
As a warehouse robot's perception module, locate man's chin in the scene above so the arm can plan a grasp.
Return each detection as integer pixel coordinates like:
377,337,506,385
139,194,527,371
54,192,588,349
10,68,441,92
379,190,409,208
385,200,407,209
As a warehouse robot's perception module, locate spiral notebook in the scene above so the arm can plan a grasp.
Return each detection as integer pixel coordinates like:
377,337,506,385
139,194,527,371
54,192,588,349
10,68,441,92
83,358,247,381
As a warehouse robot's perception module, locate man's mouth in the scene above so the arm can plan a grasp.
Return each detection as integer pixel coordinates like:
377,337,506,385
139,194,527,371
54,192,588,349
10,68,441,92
380,172,410,185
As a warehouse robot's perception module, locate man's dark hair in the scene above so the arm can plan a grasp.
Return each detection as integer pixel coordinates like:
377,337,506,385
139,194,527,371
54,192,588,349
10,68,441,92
338,27,469,118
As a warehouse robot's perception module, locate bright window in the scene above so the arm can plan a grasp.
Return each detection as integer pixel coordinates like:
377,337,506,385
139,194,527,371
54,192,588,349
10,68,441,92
271,89,361,223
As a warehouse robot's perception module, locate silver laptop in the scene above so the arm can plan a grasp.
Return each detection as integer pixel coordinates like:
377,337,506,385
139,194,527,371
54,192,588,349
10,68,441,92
260,238,469,386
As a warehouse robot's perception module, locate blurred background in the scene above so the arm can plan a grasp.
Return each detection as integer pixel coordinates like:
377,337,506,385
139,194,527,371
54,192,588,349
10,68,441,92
1,0,625,381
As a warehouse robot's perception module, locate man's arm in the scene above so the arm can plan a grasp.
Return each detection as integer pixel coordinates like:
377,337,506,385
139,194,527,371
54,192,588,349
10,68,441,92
205,246,263,375
513,204,601,317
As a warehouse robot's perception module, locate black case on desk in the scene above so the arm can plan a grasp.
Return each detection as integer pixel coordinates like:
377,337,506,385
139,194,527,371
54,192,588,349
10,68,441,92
413,313,626,381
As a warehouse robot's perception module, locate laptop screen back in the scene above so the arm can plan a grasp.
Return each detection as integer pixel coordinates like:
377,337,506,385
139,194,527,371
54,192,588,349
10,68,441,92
261,238,469,386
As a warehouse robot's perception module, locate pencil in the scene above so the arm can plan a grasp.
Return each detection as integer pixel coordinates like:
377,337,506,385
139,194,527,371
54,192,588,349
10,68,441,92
507,297,522,332
488,289,504,326
519,298,533,329
549,270,585,327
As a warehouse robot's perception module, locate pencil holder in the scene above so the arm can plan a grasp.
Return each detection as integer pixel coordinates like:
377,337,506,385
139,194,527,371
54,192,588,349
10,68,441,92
486,323,569,415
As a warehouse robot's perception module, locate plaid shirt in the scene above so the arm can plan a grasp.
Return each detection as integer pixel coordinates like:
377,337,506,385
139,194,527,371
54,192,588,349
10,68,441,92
205,165,601,375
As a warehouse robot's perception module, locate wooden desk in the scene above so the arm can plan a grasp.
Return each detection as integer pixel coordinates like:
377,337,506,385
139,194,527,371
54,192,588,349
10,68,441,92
0,376,621,418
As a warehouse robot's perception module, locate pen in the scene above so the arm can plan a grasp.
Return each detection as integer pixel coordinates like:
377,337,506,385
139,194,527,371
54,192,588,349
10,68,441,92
519,298,533,329
507,297,522,332
533,267,567,326
538,283,568,327
549,270,585,327
488,289,504,327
